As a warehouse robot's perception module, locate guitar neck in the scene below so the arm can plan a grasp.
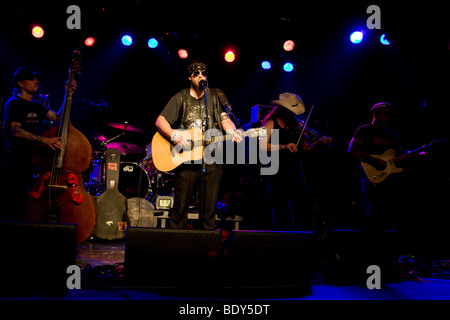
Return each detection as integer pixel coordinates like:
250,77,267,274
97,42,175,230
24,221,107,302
392,145,427,164
205,131,243,144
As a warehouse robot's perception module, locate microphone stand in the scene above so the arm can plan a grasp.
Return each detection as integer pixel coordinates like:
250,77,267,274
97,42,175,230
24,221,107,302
201,80,210,174
225,105,243,130
200,80,209,229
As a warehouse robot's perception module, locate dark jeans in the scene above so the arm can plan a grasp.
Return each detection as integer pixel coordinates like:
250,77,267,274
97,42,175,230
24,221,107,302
1,150,34,220
169,163,222,229
361,173,405,232
266,163,311,230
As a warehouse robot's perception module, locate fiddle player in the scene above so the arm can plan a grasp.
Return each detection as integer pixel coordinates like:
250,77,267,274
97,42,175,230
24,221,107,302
155,59,242,230
1,66,76,220
259,93,332,230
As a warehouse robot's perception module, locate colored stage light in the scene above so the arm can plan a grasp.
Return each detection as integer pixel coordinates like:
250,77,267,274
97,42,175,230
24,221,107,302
225,50,235,63
350,31,364,44
147,37,158,48
178,49,188,59
261,61,271,70
380,34,390,45
121,35,133,46
283,62,294,72
283,40,295,51
32,26,44,38
84,37,95,47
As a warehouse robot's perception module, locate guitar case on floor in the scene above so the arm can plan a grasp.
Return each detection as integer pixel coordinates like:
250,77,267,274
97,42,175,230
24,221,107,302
94,148,128,240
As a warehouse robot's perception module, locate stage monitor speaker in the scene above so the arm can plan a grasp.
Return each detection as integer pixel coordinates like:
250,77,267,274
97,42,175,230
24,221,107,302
124,228,224,291
0,221,77,296
228,230,316,297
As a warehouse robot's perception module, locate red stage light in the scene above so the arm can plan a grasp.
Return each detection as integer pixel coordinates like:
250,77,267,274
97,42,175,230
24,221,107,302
84,37,95,46
178,49,188,59
32,26,44,38
283,40,295,51
225,50,235,63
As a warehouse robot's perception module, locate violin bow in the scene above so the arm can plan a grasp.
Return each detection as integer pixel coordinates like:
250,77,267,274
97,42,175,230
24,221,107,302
296,104,314,148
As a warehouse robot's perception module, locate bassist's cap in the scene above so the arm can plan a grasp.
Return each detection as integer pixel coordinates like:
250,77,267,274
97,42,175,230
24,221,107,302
13,66,39,86
371,102,393,113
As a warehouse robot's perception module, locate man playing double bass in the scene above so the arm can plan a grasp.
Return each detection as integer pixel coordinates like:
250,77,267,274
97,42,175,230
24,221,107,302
1,66,76,220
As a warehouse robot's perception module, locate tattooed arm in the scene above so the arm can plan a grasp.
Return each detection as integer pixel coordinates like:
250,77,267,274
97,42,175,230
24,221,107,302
10,120,62,150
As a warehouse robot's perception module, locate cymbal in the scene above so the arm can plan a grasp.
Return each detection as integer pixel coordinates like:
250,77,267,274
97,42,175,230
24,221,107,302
108,122,144,132
92,133,107,142
107,142,143,154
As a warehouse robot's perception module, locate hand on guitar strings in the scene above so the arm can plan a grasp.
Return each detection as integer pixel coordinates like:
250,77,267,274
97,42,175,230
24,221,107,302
171,131,189,147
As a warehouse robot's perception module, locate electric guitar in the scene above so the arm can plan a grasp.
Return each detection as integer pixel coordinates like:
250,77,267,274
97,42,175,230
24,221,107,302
361,140,443,184
151,127,267,172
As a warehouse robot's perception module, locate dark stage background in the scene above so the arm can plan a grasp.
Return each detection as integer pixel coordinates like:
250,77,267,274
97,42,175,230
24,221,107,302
1,1,448,237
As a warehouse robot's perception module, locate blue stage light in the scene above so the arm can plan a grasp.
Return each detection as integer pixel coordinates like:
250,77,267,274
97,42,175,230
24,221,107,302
350,31,364,44
380,34,390,45
283,62,294,72
261,61,271,70
148,37,158,48
121,35,133,46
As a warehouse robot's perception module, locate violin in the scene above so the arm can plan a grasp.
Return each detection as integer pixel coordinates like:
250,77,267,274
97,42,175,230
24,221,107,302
293,105,334,147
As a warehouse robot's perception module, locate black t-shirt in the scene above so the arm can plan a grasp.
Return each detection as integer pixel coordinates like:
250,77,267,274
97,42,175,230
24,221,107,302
3,95,49,151
160,88,227,132
352,123,404,156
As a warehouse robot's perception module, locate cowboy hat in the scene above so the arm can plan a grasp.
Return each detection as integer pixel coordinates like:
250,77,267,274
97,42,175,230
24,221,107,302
270,92,305,115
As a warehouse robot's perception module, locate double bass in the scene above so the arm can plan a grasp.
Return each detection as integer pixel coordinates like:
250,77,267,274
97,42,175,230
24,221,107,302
24,49,97,244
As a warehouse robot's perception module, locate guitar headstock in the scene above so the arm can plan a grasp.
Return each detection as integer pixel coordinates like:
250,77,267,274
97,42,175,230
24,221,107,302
69,48,82,73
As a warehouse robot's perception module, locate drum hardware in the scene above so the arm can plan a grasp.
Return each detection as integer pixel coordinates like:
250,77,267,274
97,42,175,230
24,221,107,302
107,142,143,155
118,162,150,199
107,121,144,132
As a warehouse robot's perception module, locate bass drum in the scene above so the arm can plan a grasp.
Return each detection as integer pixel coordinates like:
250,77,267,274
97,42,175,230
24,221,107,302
118,162,150,199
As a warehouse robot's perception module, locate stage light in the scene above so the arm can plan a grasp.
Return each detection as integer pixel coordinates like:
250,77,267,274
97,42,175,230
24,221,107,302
147,37,158,48
350,31,364,44
121,35,133,46
84,37,95,47
178,49,188,59
283,62,294,72
283,40,295,51
261,61,271,70
32,26,44,38
380,34,390,45
225,50,235,63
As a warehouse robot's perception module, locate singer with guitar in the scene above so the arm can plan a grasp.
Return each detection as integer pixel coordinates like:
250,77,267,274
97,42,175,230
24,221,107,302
155,59,242,230
348,102,420,232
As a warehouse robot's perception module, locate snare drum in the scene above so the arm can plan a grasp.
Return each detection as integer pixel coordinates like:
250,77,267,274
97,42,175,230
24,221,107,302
118,162,150,199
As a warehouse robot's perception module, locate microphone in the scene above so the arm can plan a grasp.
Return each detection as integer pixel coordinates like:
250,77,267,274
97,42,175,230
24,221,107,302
199,79,208,88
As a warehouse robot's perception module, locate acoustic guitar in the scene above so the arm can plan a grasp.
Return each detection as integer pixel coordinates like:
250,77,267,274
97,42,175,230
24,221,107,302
151,127,267,172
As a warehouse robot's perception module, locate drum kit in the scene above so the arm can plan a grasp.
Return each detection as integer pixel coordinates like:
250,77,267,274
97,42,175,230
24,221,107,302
85,121,174,206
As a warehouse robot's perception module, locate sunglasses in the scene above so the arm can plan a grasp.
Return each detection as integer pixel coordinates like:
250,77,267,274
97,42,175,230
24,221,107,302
192,70,208,77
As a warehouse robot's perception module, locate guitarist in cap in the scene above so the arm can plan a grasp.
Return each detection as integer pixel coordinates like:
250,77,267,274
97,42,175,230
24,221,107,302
348,102,409,231
155,59,242,229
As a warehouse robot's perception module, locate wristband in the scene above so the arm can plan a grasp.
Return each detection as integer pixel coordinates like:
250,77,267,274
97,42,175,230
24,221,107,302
171,131,179,141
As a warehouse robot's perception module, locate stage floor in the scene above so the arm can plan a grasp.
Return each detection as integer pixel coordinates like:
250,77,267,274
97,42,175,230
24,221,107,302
72,237,450,301
1,235,449,301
